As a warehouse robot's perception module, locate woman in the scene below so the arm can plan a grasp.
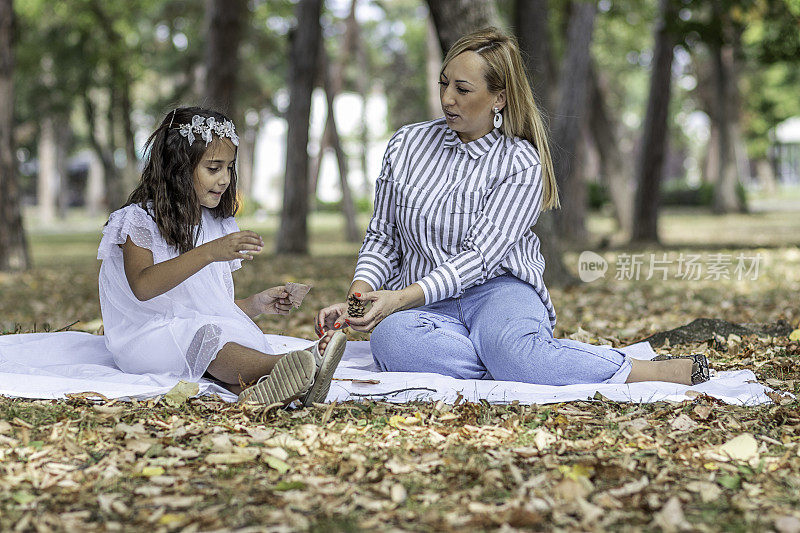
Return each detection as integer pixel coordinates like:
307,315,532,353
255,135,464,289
316,28,708,387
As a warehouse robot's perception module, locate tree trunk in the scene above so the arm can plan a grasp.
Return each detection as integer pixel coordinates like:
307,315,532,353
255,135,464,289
588,61,634,235
426,17,443,119
631,0,676,243
515,0,555,111
343,0,372,196
55,119,71,218
0,0,29,271
84,93,123,211
514,0,576,287
38,117,58,223
237,119,257,198
711,7,746,214
550,2,596,243
85,151,105,216
426,0,501,53
203,0,247,118
119,79,139,201
309,119,331,208
320,50,360,243
276,0,323,254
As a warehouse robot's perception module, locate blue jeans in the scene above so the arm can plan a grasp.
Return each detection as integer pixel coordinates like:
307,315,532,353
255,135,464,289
370,274,632,385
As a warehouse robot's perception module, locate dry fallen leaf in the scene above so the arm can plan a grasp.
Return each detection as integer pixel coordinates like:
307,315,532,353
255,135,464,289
164,381,199,407
718,433,759,462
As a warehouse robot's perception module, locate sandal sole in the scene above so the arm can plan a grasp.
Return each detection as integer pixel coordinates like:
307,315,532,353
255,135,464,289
237,350,315,404
302,332,346,406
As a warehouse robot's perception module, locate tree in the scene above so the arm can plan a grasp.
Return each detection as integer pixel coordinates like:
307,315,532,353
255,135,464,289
514,0,577,287
316,46,360,242
203,0,248,118
587,61,634,234
276,0,323,254
550,1,597,243
631,0,677,243
425,0,501,52
709,1,746,214
0,0,30,271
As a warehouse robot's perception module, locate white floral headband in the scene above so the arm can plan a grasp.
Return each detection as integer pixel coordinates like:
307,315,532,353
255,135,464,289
173,114,239,147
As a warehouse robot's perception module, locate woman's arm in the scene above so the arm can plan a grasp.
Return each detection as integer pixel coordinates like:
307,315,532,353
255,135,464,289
122,231,263,301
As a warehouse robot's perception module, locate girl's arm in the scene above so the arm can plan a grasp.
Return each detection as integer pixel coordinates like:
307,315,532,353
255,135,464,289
122,230,263,301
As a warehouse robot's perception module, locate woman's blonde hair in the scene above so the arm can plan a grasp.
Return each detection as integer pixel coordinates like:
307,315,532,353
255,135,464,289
442,27,559,210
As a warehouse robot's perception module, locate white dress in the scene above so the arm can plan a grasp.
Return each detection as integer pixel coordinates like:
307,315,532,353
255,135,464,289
97,204,273,380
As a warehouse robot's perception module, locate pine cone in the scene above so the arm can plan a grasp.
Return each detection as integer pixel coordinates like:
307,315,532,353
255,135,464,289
347,295,366,318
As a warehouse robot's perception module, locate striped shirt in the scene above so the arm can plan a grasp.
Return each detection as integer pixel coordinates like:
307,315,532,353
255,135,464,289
353,118,557,327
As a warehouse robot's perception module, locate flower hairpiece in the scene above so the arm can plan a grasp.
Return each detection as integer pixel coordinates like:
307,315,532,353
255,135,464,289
177,115,239,147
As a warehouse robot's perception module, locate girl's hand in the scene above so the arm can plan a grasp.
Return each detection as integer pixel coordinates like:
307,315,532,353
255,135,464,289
250,286,293,316
344,290,403,332
315,302,348,337
203,231,263,262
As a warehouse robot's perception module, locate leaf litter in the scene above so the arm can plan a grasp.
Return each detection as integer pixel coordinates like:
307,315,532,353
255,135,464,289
0,245,799,530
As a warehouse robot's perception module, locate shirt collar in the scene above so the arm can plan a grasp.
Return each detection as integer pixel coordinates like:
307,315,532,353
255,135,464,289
443,126,501,159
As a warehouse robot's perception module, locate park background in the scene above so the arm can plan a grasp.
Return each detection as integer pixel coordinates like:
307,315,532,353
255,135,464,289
1,0,800,531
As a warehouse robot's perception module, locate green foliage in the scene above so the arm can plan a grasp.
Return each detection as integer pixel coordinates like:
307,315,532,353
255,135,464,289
315,196,373,215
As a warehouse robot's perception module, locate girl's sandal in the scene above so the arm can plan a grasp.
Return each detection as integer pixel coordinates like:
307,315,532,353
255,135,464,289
237,349,315,404
651,353,711,385
301,331,347,407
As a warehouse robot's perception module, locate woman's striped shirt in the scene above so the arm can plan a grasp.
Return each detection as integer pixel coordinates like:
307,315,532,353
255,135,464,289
353,118,557,327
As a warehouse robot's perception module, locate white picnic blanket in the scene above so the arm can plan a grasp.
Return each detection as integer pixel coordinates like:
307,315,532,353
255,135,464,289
0,332,779,406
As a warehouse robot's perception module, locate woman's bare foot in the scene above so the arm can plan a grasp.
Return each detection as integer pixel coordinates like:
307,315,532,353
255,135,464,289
626,358,694,385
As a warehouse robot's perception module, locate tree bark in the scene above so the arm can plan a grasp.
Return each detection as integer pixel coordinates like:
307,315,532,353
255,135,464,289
426,0,501,53
343,0,372,196
84,93,123,211
588,60,634,235
631,0,677,243
85,151,105,216
38,117,58,223
320,47,360,242
550,1,596,243
426,17,443,119
237,119,257,198
515,0,555,112
711,5,746,214
203,0,247,118
0,0,29,271
276,0,323,254
514,0,577,287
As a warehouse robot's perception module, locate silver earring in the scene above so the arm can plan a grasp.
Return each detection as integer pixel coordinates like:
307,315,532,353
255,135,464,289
493,107,503,128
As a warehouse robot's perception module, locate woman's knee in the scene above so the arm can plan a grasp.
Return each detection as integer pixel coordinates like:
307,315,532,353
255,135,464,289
370,312,421,371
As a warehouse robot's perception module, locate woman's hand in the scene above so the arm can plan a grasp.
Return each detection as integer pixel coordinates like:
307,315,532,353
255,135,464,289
315,302,348,337
238,286,292,318
344,290,406,332
203,231,263,262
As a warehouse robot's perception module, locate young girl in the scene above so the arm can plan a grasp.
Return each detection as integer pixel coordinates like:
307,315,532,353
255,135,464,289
97,107,345,405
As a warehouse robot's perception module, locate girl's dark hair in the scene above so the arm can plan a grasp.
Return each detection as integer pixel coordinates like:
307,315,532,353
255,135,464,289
124,106,239,254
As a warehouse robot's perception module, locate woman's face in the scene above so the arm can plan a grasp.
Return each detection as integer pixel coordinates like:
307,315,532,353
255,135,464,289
193,138,236,209
440,51,506,143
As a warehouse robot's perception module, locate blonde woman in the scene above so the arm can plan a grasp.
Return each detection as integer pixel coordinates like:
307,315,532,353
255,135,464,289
316,28,709,387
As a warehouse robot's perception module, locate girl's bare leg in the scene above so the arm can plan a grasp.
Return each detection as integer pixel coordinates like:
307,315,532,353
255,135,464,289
206,342,282,385
626,358,693,385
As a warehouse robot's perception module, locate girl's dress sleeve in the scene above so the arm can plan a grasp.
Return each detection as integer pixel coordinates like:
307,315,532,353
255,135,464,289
220,216,243,272
97,204,172,264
